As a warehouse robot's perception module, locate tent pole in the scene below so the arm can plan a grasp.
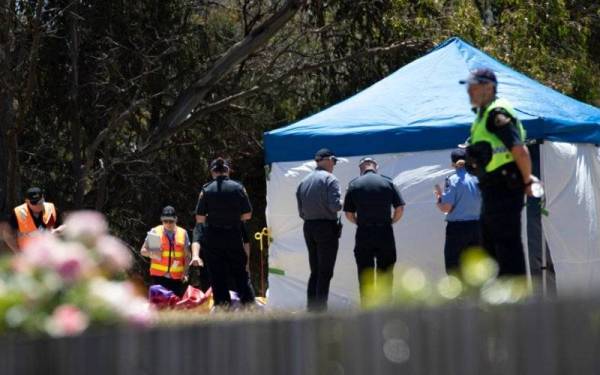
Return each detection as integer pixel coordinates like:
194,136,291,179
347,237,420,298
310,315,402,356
539,141,547,298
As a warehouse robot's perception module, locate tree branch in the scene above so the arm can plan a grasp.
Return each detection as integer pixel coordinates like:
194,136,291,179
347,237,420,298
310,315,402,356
155,0,307,135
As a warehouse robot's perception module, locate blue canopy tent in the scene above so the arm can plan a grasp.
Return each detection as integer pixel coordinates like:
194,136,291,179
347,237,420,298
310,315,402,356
263,37,600,308
265,37,600,163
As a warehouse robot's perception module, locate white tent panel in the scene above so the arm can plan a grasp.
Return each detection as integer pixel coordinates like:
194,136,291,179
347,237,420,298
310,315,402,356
266,149,532,308
541,142,600,294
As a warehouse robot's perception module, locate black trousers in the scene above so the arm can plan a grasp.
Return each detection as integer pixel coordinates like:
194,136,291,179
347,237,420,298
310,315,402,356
204,226,255,306
354,225,396,304
151,276,185,297
303,220,339,311
444,220,481,273
480,184,526,276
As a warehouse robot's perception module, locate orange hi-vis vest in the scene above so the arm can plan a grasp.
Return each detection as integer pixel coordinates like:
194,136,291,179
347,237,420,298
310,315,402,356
149,225,186,280
14,202,57,249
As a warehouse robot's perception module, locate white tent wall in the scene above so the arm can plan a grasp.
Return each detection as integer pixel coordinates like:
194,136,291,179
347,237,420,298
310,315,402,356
541,141,600,294
265,149,533,309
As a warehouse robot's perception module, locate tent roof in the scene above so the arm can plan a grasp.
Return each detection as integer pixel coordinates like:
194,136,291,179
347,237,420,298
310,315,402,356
264,37,600,163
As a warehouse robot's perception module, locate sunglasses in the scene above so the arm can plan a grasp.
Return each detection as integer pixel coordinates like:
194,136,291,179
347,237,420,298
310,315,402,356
162,219,175,224
318,156,337,165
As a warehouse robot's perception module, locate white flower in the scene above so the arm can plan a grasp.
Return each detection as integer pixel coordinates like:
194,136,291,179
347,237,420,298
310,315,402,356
63,211,108,242
96,235,133,272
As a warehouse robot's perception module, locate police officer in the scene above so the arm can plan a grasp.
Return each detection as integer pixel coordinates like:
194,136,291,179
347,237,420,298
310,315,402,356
296,148,342,311
191,220,252,292
195,157,255,307
343,157,405,304
434,149,482,274
460,68,537,276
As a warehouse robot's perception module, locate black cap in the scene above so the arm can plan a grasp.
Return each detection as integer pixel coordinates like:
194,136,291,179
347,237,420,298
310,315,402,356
160,206,177,220
26,187,44,204
451,148,467,163
459,68,497,85
315,148,337,161
210,158,230,172
359,157,377,166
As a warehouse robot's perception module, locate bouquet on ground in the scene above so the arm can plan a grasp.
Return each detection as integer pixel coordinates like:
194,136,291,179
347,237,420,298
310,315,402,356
0,211,154,337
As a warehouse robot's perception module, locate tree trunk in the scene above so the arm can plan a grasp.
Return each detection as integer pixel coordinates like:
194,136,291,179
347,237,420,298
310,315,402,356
68,10,84,208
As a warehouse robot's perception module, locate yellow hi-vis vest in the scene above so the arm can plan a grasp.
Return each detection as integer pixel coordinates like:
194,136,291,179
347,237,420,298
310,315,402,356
149,225,186,280
14,202,57,249
470,97,526,173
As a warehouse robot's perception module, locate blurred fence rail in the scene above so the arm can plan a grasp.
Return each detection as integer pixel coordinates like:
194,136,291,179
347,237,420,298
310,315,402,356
1,298,600,375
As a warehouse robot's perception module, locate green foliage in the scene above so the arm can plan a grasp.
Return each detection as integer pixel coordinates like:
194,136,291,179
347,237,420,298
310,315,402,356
2,0,598,294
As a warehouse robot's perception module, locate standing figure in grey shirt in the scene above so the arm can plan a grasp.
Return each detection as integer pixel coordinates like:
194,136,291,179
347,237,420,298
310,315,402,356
296,148,342,311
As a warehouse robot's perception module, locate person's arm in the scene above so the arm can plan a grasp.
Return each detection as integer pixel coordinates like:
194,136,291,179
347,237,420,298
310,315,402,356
1,225,18,253
195,191,207,223
3,212,19,253
241,222,251,272
140,239,151,258
434,182,453,213
243,242,251,273
511,145,534,192
239,186,252,221
391,183,406,223
52,210,65,234
392,206,404,223
487,108,534,194
342,185,356,224
190,223,204,266
183,231,191,276
327,177,343,213
296,184,304,219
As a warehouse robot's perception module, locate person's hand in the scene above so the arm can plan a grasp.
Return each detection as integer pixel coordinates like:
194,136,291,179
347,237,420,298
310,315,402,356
434,184,442,200
51,225,65,235
190,256,204,267
524,175,543,197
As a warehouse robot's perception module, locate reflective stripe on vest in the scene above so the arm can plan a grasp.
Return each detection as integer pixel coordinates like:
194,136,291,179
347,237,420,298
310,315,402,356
149,225,186,279
14,202,57,249
470,97,526,173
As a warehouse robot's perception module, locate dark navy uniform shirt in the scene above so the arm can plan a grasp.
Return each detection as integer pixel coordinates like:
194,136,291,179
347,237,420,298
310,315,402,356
343,170,405,225
196,176,252,226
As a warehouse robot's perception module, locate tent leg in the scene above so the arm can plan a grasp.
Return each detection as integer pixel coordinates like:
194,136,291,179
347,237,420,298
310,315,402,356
539,141,547,298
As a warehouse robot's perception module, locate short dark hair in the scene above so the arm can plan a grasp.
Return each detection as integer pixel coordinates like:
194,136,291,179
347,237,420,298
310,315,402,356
210,157,230,173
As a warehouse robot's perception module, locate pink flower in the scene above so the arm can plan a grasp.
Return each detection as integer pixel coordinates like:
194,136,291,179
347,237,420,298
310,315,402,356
45,304,89,337
96,235,133,271
19,233,94,282
63,211,108,243
52,242,95,282
20,233,62,269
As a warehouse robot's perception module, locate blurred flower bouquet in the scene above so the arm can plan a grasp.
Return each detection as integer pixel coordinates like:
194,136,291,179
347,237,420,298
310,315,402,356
0,211,153,337
361,247,531,309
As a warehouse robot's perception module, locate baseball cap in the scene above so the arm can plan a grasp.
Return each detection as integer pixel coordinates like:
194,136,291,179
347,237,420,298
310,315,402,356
26,187,44,204
359,157,377,166
315,148,337,162
160,206,177,221
451,148,467,163
459,68,497,85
